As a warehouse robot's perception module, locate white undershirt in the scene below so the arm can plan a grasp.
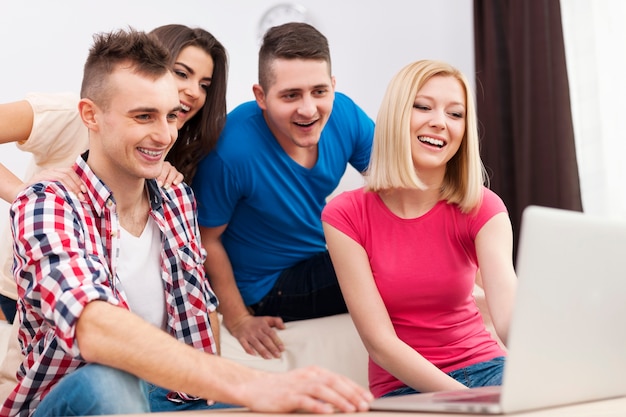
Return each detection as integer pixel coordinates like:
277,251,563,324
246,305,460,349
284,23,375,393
117,217,166,329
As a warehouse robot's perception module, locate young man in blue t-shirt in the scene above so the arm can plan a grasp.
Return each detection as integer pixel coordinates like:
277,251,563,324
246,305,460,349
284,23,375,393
193,22,374,360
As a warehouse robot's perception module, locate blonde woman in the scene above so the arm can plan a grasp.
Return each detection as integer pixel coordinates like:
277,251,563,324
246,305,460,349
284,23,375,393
322,60,517,398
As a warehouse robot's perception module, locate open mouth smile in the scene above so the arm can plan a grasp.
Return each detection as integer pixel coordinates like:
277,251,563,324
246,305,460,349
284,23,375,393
418,136,445,148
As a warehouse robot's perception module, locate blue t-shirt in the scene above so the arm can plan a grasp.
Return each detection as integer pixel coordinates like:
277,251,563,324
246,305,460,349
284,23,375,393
193,92,374,305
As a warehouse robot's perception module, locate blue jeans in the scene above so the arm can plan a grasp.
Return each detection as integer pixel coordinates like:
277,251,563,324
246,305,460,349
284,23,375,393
250,251,347,322
0,294,16,324
33,364,149,416
32,364,237,416
382,356,506,397
147,384,237,412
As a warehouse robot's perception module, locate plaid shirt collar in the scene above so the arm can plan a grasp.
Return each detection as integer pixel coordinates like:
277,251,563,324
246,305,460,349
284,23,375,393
75,151,164,215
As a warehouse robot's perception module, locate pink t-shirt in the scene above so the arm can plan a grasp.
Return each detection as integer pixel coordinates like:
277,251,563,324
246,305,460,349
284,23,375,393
322,186,508,397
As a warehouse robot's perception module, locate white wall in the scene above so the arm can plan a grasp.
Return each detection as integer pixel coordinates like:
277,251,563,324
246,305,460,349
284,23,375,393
0,0,474,218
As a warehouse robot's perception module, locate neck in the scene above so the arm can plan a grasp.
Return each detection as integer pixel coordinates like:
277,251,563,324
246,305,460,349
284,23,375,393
379,185,442,219
90,162,150,236
286,145,318,168
114,183,150,237
263,112,319,169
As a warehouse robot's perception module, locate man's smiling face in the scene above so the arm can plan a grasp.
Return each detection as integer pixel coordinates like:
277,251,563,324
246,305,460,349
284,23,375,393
254,58,336,154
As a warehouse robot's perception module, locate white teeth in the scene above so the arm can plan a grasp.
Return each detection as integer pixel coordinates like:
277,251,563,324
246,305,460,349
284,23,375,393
180,103,190,112
138,148,162,157
418,136,444,147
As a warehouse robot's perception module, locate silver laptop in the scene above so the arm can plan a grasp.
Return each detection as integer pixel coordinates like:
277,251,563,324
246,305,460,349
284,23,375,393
371,205,626,414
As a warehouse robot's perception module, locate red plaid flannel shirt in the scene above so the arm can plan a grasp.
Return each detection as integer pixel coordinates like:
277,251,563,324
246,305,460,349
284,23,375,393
2,155,218,416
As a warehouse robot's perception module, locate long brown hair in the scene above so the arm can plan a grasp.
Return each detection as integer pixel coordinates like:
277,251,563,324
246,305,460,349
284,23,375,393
151,24,228,183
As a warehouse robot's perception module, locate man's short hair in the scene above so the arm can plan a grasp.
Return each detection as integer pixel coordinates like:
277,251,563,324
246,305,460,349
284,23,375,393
258,22,331,90
80,28,171,109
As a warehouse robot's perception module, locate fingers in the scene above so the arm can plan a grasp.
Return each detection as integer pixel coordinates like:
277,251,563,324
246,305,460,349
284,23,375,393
296,367,372,413
242,366,373,414
30,168,87,201
231,316,285,359
267,316,286,330
239,326,283,359
157,161,184,189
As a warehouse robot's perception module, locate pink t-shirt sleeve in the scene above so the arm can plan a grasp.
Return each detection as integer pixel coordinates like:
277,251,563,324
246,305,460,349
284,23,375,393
322,189,365,245
467,187,509,238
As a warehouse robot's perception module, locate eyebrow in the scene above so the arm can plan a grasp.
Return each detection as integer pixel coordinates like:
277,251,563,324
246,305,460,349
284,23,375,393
277,83,331,95
415,95,465,107
175,61,212,82
129,105,183,114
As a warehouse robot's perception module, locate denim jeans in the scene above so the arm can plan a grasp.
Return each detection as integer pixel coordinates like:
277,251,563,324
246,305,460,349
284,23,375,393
33,364,149,416
0,294,16,324
382,356,506,397
32,364,237,416
147,384,237,412
250,251,347,322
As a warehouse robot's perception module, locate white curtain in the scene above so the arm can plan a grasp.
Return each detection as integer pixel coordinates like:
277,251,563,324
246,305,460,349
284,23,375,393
560,0,626,219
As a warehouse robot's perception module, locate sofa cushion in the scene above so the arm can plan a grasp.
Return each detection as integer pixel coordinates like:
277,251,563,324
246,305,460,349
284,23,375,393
219,313,368,387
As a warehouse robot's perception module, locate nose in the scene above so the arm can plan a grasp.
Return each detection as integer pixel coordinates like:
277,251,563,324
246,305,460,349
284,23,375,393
183,80,200,99
154,116,178,146
429,109,446,129
297,95,317,118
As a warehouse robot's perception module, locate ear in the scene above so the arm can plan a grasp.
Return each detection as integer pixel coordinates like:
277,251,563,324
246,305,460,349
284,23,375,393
78,98,99,132
331,75,337,90
252,84,267,111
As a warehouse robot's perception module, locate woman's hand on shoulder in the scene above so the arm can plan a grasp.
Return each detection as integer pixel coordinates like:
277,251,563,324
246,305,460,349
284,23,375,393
157,161,184,189
29,167,87,201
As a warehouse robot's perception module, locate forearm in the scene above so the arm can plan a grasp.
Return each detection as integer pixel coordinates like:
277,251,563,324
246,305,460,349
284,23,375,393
77,300,259,405
475,213,518,346
203,240,251,328
209,310,221,355
366,334,466,393
0,100,33,203
0,163,25,203
485,277,517,345
0,100,33,145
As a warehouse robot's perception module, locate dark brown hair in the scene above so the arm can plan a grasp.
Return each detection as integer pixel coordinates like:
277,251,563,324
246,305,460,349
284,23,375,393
150,24,229,183
258,22,331,91
80,28,170,109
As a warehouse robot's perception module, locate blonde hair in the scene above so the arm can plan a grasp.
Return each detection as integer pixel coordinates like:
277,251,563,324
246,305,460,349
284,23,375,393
365,60,487,213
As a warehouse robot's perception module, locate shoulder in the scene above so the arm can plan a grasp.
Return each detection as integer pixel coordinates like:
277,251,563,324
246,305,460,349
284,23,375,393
324,188,368,218
11,180,82,226
20,92,87,157
223,100,261,126
217,101,266,150
25,92,80,112
480,187,507,214
160,181,196,207
330,92,369,118
458,187,508,236
153,180,197,221
324,92,374,146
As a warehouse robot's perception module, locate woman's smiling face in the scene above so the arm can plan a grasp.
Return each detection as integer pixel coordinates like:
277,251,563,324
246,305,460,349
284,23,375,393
409,74,466,173
171,45,214,129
